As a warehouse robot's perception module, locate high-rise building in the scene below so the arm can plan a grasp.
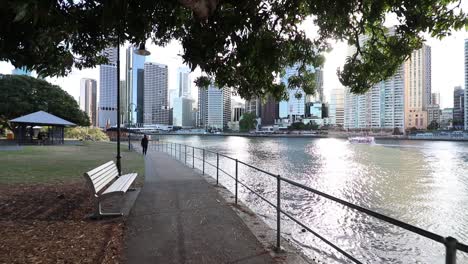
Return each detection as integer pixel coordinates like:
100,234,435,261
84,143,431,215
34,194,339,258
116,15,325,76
125,46,146,124
426,104,441,126
198,84,231,129
136,69,145,124
198,87,208,128
344,44,429,131
120,80,127,125
279,65,306,121
440,108,454,129
173,97,194,127
98,47,118,128
431,92,440,105
143,62,169,124
261,96,279,126
245,98,261,117
465,39,468,130
305,68,324,103
404,45,431,129
329,88,344,127
79,78,98,126
231,101,245,122
177,67,191,98
453,86,465,130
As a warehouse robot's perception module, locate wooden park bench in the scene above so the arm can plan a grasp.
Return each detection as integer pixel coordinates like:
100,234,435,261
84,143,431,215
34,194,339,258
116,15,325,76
83,161,138,218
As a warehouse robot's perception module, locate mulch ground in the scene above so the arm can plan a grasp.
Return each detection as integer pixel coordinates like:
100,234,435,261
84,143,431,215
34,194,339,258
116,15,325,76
0,183,124,264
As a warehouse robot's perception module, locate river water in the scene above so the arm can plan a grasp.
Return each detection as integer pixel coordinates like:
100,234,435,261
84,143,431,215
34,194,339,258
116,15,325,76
156,135,468,263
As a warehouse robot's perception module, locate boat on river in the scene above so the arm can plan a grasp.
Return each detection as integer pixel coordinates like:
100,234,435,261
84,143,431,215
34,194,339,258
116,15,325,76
348,136,375,144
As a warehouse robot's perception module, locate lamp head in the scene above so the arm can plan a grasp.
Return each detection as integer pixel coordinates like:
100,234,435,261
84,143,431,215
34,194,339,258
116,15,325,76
134,43,151,56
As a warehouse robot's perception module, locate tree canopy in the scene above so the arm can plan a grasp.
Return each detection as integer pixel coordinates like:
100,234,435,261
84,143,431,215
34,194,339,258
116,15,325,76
239,112,257,132
1,0,467,99
0,75,90,128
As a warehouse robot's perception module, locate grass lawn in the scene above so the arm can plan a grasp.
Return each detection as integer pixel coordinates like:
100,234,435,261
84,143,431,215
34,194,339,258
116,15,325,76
0,141,144,184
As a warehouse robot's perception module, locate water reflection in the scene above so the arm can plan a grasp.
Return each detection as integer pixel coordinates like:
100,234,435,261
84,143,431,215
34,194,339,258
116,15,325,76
160,135,468,263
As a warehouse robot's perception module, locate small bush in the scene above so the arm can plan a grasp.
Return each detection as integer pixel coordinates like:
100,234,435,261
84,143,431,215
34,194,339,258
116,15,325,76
65,127,109,141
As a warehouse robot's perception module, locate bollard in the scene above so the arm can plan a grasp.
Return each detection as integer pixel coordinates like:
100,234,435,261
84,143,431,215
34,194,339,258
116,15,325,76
445,236,458,264
276,174,281,252
202,149,205,175
235,159,238,204
216,153,219,185
192,147,195,169
185,145,187,164
179,144,181,160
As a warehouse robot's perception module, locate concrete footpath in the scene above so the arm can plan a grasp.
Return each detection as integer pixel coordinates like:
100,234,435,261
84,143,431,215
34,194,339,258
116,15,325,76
123,151,276,264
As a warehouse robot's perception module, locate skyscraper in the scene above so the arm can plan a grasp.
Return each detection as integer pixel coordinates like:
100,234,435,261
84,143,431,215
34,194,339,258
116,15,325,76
125,46,146,124
143,62,169,124
98,47,118,128
261,96,279,126
231,100,245,122
344,44,429,131
136,69,145,124
465,39,468,130
453,86,465,130
198,87,208,128
431,92,440,105
279,65,306,121
177,67,191,98
173,97,194,127
329,88,344,127
198,84,231,129
80,78,98,126
404,44,431,129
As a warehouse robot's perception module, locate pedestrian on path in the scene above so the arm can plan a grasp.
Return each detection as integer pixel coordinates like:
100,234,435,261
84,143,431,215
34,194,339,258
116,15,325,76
141,134,148,155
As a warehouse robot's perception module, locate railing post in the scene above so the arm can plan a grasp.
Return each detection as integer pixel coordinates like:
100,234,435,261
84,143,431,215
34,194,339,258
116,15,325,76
216,153,219,186
185,145,187,165
445,236,458,264
202,149,205,174
235,159,238,204
276,174,281,252
192,147,195,169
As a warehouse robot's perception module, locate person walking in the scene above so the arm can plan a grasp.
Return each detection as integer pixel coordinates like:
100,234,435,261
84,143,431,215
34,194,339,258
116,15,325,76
141,134,149,155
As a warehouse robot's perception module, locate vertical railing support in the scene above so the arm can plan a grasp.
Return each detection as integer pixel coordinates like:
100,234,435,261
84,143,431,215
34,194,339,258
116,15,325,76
216,153,219,185
445,236,458,264
276,174,281,252
192,147,195,169
185,145,187,165
202,149,205,174
235,159,238,204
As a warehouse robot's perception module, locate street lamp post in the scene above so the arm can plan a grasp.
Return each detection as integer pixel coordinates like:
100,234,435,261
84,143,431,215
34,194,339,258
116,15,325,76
116,42,150,176
116,37,122,175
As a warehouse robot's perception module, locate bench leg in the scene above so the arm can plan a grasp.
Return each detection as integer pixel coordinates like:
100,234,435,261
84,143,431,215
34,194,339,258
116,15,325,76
92,199,123,219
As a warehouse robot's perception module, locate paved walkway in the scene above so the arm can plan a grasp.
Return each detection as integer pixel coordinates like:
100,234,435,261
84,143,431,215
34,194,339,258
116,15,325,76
124,151,275,264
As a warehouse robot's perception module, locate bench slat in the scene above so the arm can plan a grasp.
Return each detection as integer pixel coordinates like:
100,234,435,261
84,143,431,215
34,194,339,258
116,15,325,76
91,168,119,184
89,162,116,180
94,169,119,193
103,173,137,195
87,161,114,176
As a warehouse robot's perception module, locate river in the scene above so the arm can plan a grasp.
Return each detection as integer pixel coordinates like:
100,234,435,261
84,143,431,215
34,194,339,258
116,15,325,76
155,135,468,263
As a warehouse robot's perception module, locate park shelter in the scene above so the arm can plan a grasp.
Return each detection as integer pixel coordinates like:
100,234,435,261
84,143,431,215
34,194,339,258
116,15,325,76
10,111,76,145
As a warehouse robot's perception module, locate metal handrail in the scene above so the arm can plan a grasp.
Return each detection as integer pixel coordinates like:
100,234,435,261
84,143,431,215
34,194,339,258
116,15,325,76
155,141,468,263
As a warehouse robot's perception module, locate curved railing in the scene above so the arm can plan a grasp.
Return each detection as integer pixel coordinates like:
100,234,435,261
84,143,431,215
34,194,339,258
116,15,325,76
149,141,468,264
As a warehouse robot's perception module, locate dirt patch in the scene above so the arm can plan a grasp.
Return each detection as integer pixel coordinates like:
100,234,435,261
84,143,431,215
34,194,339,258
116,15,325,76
0,183,124,264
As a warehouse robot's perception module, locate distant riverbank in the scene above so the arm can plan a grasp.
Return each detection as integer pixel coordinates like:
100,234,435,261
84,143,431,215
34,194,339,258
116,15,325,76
146,132,468,141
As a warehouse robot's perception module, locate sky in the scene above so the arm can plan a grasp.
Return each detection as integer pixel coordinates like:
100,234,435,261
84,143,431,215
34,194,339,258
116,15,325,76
1,10,468,109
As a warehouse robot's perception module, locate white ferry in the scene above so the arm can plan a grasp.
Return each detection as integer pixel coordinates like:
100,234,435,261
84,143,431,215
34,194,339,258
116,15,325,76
348,136,375,144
